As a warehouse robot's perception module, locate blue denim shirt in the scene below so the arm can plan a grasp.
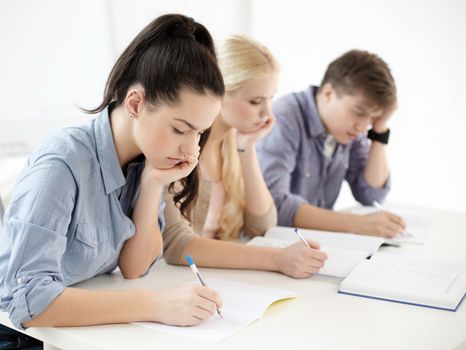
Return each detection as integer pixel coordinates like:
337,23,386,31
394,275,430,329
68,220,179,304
257,86,390,227
0,107,165,329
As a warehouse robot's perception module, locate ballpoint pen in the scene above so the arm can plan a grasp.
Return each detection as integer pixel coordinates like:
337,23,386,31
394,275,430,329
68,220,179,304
185,255,223,319
294,228,311,248
372,201,412,237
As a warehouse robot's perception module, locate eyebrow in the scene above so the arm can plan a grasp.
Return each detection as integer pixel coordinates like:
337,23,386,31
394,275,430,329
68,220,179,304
250,94,276,100
173,118,199,131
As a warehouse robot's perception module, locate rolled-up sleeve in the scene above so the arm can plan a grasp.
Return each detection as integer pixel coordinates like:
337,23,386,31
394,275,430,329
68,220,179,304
243,202,277,237
1,156,76,329
345,137,391,205
257,99,308,227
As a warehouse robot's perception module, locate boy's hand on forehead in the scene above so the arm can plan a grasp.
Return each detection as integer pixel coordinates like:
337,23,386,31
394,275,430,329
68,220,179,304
371,102,397,133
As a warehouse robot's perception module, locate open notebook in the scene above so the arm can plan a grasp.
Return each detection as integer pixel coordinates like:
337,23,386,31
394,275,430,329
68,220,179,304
135,279,296,343
247,226,385,277
339,252,466,311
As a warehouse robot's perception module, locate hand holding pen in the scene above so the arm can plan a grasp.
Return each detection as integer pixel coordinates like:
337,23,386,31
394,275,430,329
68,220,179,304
372,201,411,237
274,228,327,278
186,256,223,319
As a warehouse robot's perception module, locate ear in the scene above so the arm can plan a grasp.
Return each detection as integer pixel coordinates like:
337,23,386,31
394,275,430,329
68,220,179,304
321,83,335,101
124,88,145,117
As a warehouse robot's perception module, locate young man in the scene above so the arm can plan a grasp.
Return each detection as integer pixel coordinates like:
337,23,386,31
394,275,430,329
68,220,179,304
257,50,406,238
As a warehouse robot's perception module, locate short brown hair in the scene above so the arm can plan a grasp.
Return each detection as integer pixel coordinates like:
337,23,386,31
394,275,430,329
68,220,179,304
320,49,396,108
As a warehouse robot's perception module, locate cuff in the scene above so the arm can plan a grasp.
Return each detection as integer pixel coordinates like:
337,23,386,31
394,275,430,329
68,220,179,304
276,194,307,227
7,278,66,330
353,174,391,206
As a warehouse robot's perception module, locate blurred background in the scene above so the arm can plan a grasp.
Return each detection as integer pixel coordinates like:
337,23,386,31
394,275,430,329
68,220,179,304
0,0,465,213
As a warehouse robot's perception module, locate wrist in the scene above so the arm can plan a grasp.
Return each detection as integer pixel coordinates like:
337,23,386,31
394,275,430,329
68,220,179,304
140,172,164,190
372,126,388,133
271,248,283,272
146,290,163,322
138,290,159,321
367,128,390,145
345,214,361,234
237,144,255,153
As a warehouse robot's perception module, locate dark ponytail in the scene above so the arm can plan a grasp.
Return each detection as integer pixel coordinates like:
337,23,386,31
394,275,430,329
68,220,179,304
86,14,224,219
86,14,224,112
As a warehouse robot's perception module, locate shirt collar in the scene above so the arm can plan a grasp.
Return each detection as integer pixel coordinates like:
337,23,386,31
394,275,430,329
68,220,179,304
303,86,327,138
94,106,126,195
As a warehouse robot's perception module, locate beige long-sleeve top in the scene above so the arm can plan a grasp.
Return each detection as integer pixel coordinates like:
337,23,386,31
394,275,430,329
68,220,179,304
162,175,277,265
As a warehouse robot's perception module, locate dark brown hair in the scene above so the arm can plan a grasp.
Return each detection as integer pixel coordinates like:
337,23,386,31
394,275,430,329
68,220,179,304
86,14,225,218
319,49,396,108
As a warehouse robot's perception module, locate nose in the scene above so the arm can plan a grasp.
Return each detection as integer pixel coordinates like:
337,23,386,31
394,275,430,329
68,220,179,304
179,142,200,157
355,116,371,132
260,99,273,118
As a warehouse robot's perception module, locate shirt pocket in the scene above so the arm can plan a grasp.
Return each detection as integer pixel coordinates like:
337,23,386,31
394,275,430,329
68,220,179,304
62,223,113,281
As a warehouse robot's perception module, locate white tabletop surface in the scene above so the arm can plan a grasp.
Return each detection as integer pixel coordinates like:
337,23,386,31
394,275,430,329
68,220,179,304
1,202,466,350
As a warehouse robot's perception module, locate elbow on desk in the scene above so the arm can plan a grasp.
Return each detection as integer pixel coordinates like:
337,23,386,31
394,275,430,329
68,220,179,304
119,264,148,279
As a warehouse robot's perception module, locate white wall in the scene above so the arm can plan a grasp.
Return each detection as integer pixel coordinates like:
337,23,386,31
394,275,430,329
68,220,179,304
110,0,252,54
1,0,464,213
250,0,466,213
0,0,250,156
0,0,114,155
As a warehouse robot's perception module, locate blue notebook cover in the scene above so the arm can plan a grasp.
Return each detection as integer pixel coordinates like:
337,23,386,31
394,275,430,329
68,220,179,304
338,290,466,312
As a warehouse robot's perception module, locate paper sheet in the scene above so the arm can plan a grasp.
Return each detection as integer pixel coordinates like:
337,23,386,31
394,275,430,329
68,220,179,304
265,226,385,254
135,279,296,343
247,236,370,277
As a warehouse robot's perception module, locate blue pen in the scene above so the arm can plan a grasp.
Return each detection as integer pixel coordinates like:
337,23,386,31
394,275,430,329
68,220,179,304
185,256,223,319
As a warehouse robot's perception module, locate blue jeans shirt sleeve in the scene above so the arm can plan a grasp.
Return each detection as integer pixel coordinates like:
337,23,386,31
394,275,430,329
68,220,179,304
346,137,391,205
1,157,76,329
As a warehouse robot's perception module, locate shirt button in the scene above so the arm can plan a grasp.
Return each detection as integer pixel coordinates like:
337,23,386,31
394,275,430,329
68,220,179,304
305,172,310,178
16,277,23,284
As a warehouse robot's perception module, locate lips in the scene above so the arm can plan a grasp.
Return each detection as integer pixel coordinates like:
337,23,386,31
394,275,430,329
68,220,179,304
166,157,184,165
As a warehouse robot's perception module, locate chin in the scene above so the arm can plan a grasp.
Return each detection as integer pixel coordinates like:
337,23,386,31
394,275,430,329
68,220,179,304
335,136,352,145
241,126,260,134
147,158,170,170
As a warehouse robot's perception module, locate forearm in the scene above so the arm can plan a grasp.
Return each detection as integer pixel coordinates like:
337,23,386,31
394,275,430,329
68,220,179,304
23,288,153,328
119,181,164,278
181,236,280,271
363,139,389,188
239,147,274,216
294,203,360,233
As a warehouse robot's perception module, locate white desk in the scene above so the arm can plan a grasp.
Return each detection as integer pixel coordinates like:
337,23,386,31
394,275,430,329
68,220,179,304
1,203,466,350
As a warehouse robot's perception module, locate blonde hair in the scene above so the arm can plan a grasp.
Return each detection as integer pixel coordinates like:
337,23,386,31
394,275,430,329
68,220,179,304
215,35,278,240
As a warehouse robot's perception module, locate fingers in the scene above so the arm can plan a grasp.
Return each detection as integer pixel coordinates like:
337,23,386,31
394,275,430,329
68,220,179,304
363,211,408,238
184,286,223,323
263,115,275,130
382,211,407,237
195,285,223,310
284,243,328,278
386,211,407,230
307,239,321,250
